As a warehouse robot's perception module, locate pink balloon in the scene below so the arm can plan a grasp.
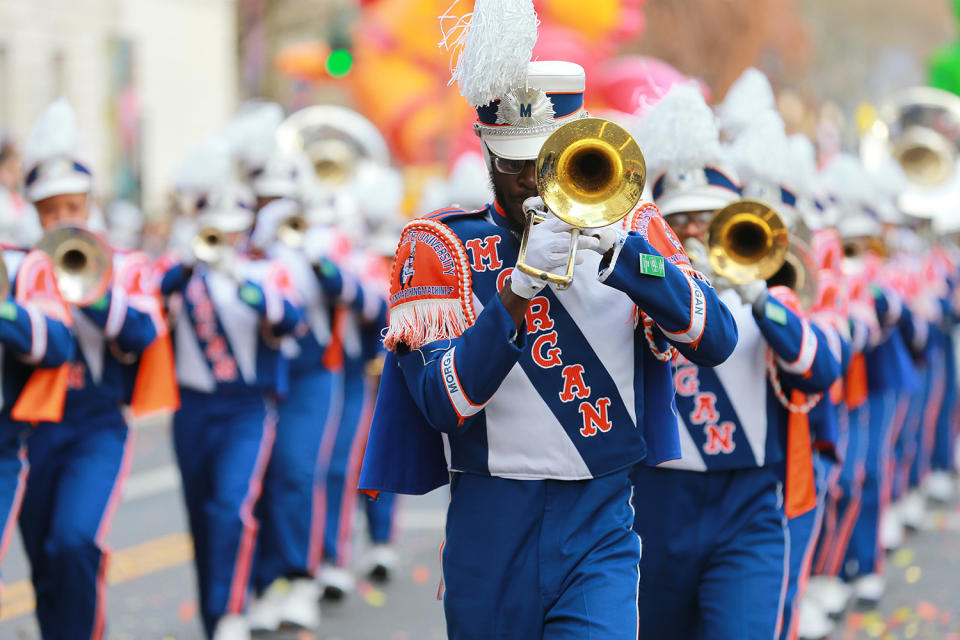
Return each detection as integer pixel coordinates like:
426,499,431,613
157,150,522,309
594,56,710,115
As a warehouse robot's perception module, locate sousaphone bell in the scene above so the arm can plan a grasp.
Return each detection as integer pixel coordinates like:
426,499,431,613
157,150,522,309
518,117,646,289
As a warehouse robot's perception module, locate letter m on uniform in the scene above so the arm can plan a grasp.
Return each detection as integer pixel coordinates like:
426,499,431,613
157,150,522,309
703,422,736,455
465,236,503,272
520,103,533,118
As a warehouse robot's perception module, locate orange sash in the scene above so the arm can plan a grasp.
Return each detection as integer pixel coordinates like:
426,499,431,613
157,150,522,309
10,251,72,424
785,390,817,518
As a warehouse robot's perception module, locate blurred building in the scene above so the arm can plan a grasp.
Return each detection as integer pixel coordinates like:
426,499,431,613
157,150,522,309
0,0,238,217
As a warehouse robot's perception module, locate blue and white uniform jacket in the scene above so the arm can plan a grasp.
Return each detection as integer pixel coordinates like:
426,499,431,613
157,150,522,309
660,287,841,472
359,202,738,494
161,258,303,397
59,251,164,421
0,249,75,421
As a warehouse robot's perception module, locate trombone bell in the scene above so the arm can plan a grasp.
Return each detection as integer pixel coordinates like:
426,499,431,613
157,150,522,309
276,215,309,249
766,220,816,309
517,117,646,289
192,226,226,266
36,226,114,307
706,199,788,285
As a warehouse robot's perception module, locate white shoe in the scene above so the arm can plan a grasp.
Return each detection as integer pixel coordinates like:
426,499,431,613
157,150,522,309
853,573,885,607
319,563,356,600
246,580,285,632
880,506,905,552
277,578,321,629
901,491,927,530
797,597,835,640
212,614,251,640
366,543,399,582
806,576,851,617
925,471,955,503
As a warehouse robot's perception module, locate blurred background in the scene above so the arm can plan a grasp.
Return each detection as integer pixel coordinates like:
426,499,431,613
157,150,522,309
0,0,958,223
4,1,960,639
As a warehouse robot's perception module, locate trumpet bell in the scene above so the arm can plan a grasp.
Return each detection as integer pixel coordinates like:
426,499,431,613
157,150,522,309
276,215,309,249
192,226,226,266
0,258,9,301
766,220,817,309
536,118,646,229
707,199,788,284
36,226,113,306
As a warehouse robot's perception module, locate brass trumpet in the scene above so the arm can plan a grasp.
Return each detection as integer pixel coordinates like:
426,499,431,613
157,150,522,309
706,199,788,285
276,214,309,249
192,226,227,266
517,117,646,289
766,220,816,309
0,258,9,301
36,225,113,306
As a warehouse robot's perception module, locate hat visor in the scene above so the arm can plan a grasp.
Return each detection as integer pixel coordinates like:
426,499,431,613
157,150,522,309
483,133,550,161
837,215,881,240
658,188,739,217
197,210,254,234
28,175,92,203
252,178,298,200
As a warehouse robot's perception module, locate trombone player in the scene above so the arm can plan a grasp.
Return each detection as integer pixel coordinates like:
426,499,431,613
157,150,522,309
15,98,177,640
358,51,738,638
630,83,840,640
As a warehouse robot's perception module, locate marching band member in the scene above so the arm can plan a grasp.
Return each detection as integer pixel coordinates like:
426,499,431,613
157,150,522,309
0,247,74,603
316,162,395,596
245,193,333,631
631,84,840,640
17,98,177,639
159,180,302,640
358,10,739,627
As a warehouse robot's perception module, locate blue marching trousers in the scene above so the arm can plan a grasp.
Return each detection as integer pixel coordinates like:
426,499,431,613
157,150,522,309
779,456,828,640
631,465,786,640
18,410,132,640
321,364,374,566
173,389,276,638
365,491,397,544
0,424,27,604
444,470,641,640
252,367,334,591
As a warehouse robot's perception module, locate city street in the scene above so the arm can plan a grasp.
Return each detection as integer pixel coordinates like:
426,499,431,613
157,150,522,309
0,416,958,640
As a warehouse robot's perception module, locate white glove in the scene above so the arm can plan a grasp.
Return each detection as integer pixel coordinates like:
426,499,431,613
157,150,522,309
510,198,600,299
735,279,768,308
584,225,623,256
682,238,710,274
303,226,334,265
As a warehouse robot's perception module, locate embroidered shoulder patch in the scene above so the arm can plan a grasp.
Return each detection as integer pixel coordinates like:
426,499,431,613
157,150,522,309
384,218,476,351
624,201,693,271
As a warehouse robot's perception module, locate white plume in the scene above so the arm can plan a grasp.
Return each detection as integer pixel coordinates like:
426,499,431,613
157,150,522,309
23,98,86,170
785,133,820,200
727,109,790,188
866,155,908,202
172,135,233,195
634,83,725,180
820,153,872,206
440,0,539,107
221,101,285,172
716,68,776,141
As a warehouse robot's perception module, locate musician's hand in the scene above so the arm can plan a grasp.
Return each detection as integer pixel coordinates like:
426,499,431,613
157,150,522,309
736,279,768,313
510,211,599,299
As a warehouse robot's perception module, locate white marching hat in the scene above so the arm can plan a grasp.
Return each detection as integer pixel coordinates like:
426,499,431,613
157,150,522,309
634,83,741,216
716,68,777,142
820,154,882,239
22,98,93,203
196,181,256,234
474,61,589,161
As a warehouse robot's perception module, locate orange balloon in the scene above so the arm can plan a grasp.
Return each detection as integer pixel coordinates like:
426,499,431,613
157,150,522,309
539,0,621,43
274,41,331,83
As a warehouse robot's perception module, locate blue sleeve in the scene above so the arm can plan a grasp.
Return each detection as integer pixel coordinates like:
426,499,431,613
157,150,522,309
79,292,158,353
599,232,738,366
396,294,526,434
755,295,840,393
159,264,191,296
239,281,303,336
0,300,75,367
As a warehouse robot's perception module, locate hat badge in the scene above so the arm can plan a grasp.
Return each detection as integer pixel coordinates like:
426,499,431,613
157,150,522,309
495,87,555,127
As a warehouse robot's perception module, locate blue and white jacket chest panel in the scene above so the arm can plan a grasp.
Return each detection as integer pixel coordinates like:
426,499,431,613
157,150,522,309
270,244,332,373
174,264,285,395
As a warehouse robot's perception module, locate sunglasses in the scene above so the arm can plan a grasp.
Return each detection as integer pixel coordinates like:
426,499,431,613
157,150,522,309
666,211,714,227
492,156,534,175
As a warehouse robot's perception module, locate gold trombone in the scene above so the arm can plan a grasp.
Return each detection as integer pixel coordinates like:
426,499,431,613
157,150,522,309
36,226,113,307
705,199,788,285
517,117,646,289
766,219,816,309
0,258,9,301
192,226,228,267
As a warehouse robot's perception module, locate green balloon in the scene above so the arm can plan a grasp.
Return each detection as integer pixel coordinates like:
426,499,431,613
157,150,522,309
928,43,960,95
